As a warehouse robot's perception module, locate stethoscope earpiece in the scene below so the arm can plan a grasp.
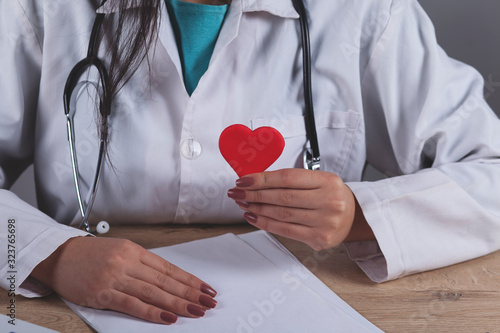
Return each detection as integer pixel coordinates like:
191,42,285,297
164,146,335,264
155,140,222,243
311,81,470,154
96,221,110,234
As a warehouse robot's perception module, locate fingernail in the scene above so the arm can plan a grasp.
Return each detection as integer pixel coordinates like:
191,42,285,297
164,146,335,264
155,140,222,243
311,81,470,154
244,212,258,224
187,304,206,317
236,177,254,187
236,200,250,209
227,189,246,200
199,294,217,309
201,283,217,297
160,312,177,324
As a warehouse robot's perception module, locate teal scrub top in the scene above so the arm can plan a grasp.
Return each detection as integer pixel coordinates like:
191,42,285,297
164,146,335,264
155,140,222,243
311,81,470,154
165,0,229,95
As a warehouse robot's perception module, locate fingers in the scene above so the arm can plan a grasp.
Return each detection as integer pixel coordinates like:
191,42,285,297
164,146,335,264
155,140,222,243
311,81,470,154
229,188,320,209
241,212,321,249
230,169,345,209
130,250,218,316
128,265,217,313
140,250,217,296
103,289,179,325
107,243,217,321
229,169,357,250
90,253,217,324
242,211,345,251
236,169,335,190
236,200,317,225
122,276,212,318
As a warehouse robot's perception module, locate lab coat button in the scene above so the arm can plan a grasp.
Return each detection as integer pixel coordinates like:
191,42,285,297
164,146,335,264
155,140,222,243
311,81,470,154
180,139,202,159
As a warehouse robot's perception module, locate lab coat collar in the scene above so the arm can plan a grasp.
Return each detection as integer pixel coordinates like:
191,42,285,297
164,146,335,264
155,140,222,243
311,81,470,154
97,0,299,19
240,0,299,18
96,0,299,95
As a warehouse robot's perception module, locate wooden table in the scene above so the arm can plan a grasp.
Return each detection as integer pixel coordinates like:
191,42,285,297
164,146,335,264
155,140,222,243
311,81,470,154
3,224,500,332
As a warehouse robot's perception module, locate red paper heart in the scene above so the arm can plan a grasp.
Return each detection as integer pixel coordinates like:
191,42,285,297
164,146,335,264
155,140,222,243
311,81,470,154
219,124,285,177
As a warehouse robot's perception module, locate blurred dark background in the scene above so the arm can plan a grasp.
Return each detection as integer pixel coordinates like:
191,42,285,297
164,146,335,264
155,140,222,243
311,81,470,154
419,0,500,114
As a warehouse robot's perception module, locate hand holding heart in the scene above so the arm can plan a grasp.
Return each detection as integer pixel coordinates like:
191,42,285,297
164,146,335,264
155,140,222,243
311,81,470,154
228,169,364,250
219,125,374,250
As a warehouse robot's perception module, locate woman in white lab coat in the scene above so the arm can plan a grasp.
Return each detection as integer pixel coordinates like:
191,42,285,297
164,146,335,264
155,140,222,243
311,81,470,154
1,0,500,325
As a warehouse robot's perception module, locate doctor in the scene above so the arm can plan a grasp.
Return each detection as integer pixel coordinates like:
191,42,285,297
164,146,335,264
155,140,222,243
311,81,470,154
1,0,500,326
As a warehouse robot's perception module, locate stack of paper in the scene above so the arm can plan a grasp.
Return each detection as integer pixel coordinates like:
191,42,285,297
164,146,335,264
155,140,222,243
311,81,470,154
64,231,383,332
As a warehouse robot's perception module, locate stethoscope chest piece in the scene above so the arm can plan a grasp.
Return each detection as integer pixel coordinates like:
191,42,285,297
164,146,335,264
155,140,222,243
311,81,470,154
303,148,321,171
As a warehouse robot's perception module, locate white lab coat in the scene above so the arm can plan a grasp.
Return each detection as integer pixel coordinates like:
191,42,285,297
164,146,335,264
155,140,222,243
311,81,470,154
1,0,500,297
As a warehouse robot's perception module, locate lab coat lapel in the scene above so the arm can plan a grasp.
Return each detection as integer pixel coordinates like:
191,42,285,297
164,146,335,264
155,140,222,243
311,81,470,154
210,0,243,63
158,2,186,87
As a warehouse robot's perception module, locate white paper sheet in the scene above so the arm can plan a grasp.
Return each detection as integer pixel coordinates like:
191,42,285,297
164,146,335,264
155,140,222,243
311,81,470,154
238,231,383,332
63,233,382,332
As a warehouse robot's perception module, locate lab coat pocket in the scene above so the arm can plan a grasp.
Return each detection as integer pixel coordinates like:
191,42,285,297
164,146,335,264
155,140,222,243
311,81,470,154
251,109,362,177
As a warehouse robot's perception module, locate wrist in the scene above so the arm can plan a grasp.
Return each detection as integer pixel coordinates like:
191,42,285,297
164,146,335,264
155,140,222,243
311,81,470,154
30,237,80,287
343,196,375,243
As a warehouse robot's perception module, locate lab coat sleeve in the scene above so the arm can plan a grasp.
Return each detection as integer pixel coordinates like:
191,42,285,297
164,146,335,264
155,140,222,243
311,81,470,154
0,1,89,297
344,0,500,282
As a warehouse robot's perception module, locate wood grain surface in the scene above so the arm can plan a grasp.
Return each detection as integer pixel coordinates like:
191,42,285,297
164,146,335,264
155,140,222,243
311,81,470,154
2,224,499,332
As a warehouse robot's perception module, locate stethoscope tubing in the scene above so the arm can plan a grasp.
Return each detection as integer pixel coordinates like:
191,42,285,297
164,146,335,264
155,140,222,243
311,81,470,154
65,81,107,233
291,0,321,170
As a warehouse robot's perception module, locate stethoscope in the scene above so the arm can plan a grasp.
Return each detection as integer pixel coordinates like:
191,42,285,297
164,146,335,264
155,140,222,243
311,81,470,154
63,0,320,235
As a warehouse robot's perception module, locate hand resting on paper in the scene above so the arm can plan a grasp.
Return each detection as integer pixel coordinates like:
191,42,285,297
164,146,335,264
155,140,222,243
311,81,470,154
31,237,217,325
228,168,375,250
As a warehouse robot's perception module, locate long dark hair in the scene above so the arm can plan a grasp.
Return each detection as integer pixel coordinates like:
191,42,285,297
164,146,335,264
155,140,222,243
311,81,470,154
98,0,163,139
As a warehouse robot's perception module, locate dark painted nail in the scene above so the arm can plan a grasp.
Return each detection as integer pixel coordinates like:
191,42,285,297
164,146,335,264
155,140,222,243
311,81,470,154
236,201,250,209
199,294,217,309
187,304,206,317
244,212,258,224
160,312,177,324
227,189,246,200
236,177,254,187
201,283,217,297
